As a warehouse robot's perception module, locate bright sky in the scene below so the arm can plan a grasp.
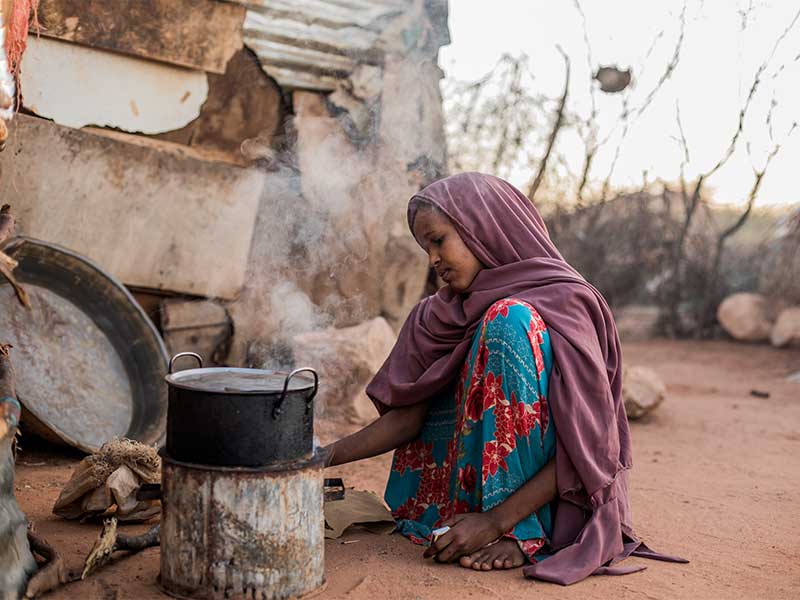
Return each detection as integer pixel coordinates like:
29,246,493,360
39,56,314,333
440,1,800,206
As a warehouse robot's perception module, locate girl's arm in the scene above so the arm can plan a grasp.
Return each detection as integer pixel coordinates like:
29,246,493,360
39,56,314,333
485,456,557,533
322,402,429,467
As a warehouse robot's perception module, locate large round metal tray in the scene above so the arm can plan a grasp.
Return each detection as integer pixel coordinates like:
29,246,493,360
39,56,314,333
0,237,168,452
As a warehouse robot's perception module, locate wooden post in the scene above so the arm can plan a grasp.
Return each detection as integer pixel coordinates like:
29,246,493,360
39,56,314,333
0,345,37,600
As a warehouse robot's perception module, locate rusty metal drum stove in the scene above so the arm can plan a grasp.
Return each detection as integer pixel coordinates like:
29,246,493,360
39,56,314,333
160,353,324,600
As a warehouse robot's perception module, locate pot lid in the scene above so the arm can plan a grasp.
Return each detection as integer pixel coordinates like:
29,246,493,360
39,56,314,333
165,367,316,394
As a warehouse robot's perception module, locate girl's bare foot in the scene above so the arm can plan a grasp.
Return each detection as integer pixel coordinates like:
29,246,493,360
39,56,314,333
458,539,526,571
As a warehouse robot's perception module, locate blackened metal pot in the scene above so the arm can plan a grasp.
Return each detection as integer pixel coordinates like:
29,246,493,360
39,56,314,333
164,353,318,467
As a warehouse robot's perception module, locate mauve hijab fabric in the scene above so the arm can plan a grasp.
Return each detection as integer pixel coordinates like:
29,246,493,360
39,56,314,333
366,172,685,584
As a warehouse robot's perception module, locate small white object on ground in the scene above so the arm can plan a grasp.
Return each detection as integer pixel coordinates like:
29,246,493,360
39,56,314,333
432,526,450,542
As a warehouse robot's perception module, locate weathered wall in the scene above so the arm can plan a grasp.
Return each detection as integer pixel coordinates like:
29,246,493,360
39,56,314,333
35,0,245,73
2,0,449,368
227,0,449,366
20,37,209,133
0,115,264,299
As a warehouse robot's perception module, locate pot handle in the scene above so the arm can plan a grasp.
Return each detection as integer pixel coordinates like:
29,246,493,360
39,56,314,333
169,352,203,374
273,367,319,419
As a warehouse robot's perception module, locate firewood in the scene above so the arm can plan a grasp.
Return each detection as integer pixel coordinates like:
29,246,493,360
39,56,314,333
24,530,78,599
81,518,160,579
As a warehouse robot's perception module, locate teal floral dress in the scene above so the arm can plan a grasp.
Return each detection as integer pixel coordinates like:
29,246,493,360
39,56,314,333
384,298,557,562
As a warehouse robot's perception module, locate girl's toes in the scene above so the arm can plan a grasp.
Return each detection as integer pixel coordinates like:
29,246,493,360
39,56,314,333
481,560,493,571
493,556,507,569
504,558,514,569
459,554,475,569
471,550,489,570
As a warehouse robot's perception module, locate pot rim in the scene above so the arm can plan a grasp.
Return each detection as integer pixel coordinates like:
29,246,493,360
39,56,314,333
165,366,315,395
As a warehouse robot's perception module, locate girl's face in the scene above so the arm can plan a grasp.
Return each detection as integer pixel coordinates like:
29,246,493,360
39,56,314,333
412,206,483,293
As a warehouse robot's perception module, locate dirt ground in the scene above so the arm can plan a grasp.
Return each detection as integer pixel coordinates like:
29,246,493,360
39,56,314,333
11,339,800,599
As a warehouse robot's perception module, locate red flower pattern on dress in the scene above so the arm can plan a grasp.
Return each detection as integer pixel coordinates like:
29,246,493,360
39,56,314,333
464,378,484,422
457,464,477,493
486,298,516,322
417,464,449,505
493,393,516,451
481,439,512,481
393,439,432,474
518,538,546,561
503,533,545,562
451,499,471,515
444,440,458,473
464,342,490,422
539,393,549,439
528,305,546,337
527,309,547,375
482,372,505,413
393,497,426,522
511,391,541,440
473,341,489,380
389,297,553,551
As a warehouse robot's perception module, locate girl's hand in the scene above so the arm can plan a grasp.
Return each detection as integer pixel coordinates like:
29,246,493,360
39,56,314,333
423,513,503,562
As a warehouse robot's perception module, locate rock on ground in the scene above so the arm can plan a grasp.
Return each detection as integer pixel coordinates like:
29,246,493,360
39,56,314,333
614,304,660,341
717,292,773,342
770,306,800,348
622,366,666,419
292,317,396,424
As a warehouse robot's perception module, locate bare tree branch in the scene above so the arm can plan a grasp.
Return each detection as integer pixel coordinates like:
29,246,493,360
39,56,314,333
491,59,523,173
636,0,687,118
698,122,797,331
600,98,630,202
575,145,596,204
738,0,755,31
722,122,797,243
675,100,691,167
528,47,570,200
573,0,597,119
705,5,800,178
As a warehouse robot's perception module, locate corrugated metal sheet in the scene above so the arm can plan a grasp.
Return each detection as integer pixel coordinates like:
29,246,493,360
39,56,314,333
235,0,413,91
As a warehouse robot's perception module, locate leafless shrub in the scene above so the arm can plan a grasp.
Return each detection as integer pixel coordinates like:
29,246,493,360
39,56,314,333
443,2,800,338
758,208,800,304
548,191,677,307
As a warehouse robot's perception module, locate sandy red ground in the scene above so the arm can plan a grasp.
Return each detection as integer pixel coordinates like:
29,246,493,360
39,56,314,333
12,339,800,599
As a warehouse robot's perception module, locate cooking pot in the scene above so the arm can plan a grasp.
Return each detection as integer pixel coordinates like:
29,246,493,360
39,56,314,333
164,353,318,467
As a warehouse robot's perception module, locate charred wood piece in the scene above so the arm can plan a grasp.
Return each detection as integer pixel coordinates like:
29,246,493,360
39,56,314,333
82,518,160,579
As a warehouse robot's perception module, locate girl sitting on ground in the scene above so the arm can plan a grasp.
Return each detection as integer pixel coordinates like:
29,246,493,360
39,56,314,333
322,172,683,584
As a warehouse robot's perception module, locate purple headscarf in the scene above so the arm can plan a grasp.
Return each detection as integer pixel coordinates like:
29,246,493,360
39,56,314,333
366,172,685,584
